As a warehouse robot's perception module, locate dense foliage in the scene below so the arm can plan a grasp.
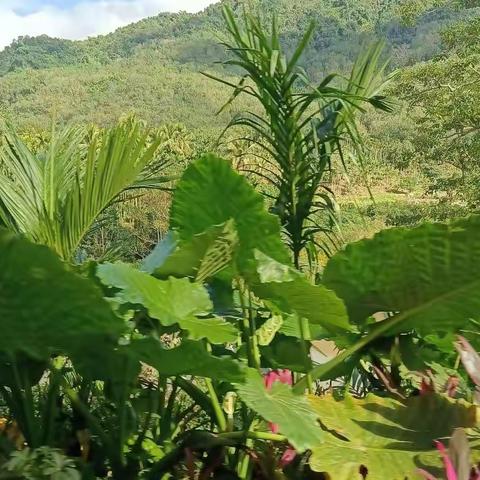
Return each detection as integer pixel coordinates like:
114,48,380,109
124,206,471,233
0,1,479,479
2,150,480,479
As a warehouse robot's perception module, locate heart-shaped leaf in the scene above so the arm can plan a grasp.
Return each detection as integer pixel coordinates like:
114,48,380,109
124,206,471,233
170,155,290,271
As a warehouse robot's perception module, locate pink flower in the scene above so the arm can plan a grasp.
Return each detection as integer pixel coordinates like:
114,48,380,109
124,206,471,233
417,432,480,480
279,447,297,468
417,441,480,480
435,441,457,480
263,369,292,390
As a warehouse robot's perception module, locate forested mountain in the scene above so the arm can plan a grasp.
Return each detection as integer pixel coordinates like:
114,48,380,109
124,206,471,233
0,0,464,75
0,0,477,130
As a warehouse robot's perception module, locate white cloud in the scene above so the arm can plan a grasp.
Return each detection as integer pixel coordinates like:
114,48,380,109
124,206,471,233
0,0,218,50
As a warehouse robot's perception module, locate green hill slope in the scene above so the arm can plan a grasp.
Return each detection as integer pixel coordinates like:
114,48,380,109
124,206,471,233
0,0,476,129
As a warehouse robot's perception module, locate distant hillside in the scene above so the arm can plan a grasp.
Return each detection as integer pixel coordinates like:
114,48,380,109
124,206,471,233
0,0,466,75
0,0,477,129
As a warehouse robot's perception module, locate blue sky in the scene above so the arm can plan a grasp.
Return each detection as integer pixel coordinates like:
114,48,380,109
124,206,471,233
14,0,79,14
0,0,217,49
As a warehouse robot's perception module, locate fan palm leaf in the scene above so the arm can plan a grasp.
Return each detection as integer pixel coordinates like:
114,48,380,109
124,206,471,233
0,118,169,261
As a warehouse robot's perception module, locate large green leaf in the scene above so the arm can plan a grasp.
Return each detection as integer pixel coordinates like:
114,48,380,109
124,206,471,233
178,317,238,344
97,262,237,343
0,229,122,359
297,217,480,390
234,369,322,452
72,344,141,390
127,337,245,382
251,250,350,332
277,312,326,340
324,216,480,335
142,220,238,282
309,393,479,480
170,155,290,271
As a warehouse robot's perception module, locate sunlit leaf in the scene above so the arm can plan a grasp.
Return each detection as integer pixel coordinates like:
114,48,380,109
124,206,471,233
251,250,350,332
179,317,238,344
98,262,236,343
0,119,166,261
235,369,322,452
256,314,283,346
143,220,238,282
170,155,290,271
309,393,479,480
324,216,480,335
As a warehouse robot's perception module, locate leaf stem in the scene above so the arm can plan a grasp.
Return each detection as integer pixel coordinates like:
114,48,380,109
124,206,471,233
205,378,227,431
9,354,38,448
203,342,228,431
237,278,261,370
299,316,314,394
64,387,116,465
218,430,287,442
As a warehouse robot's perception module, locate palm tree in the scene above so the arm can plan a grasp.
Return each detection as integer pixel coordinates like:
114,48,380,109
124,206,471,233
0,118,171,261
207,7,393,269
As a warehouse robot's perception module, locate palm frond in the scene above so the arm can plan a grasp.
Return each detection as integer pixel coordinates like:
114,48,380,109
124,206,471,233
0,118,169,261
212,6,392,269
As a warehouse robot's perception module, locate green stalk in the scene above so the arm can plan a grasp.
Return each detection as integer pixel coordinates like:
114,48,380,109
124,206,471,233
218,430,286,442
299,316,314,394
41,366,62,446
64,387,117,466
158,382,178,443
175,377,215,418
158,377,167,417
204,342,228,431
248,291,261,369
237,278,261,370
132,386,158,453
10,355,38,448
238,452,251,480
205,378,227,432
236,407,254,479
117,357,134,467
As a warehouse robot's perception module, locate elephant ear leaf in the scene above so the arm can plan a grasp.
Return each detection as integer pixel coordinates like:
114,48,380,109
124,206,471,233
142,220,238,282
309,393,478,480
0,229,122,359
323,215,480,336
170,154,290,270
97,262,237,344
